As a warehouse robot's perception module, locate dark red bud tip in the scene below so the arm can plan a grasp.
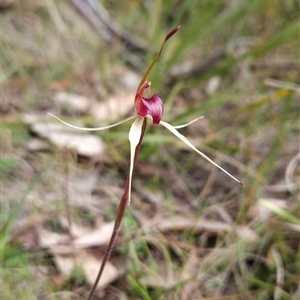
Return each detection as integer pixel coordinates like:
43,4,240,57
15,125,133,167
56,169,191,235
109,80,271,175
239,181,245,187
165,26,181,41
143,82,151,89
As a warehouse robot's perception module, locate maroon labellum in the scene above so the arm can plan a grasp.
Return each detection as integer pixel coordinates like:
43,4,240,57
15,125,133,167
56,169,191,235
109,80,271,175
135,94,164,125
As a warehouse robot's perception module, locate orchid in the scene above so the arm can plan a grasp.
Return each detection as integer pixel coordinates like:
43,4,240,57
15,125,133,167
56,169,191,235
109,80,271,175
49,26,244,299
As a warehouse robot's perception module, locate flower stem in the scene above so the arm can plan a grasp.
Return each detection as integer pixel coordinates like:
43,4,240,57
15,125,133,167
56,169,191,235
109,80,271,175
136,26,180,95
87,118,147,300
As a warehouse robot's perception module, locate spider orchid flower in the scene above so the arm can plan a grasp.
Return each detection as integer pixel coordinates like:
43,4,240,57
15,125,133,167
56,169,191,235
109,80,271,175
49,26,243,299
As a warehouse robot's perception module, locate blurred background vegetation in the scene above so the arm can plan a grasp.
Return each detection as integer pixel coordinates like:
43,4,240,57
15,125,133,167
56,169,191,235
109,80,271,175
1,0,299,299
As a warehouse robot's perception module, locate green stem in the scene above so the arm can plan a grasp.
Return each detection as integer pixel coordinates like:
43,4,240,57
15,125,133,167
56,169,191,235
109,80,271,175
136,26,180,94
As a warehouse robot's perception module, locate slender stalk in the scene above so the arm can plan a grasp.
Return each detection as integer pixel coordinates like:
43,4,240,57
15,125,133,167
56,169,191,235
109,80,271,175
136,26,180,95
87,119,147,300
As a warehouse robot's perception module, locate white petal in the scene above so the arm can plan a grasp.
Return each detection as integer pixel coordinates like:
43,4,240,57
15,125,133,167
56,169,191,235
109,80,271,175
47,113,137,131
128,117,145,204
173,116,204,129
160,120,244,186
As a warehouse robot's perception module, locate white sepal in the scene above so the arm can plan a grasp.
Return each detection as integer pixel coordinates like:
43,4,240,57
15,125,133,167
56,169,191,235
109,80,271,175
128,116,144,204
48,113,137,131
173,116,204,129
159,120,243,185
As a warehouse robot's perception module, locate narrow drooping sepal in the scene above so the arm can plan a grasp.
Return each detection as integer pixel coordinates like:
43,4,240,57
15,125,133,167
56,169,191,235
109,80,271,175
87,117,147,300
160,120,244,186
48,113,137,131
128,116,145,204
135,94,164,125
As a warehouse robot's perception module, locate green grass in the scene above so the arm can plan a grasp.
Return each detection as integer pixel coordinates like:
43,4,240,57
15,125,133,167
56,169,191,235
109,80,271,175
2,0,299,299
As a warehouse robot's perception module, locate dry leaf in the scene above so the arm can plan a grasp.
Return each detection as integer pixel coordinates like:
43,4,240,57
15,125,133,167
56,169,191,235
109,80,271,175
236,226,259,244
26,137,49,151
248,198,288,221
53,92,90,112
38,227,71,248
31,122,105,157
38,218,114,251
154,215,233,234
65,170,98,206
89,91,135,120
72,221,114,249
59,215,92,238
52,250,119,289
